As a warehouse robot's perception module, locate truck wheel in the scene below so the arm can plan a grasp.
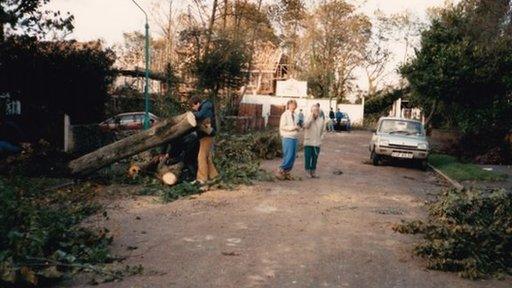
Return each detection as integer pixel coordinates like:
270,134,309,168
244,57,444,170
371,151,380,166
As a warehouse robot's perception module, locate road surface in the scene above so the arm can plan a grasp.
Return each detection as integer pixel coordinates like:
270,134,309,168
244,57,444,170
67,131,510,288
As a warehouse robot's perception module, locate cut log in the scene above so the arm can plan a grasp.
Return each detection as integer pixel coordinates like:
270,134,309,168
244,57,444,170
157,162,184,186
127,153,160,179
69,112,196,176
128,156,184,186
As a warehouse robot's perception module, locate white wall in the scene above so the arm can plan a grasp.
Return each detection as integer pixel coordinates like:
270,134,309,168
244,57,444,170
275,79,308,98
241,94,365,125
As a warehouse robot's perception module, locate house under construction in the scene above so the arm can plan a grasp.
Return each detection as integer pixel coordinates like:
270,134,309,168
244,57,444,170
243,41,289,96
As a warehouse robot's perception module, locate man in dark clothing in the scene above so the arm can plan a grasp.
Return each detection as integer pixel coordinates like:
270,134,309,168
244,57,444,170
190,96,219,183
329,108,335,120
335,108,343,126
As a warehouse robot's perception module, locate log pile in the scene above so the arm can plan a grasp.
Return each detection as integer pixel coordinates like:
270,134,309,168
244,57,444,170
68,112,197,186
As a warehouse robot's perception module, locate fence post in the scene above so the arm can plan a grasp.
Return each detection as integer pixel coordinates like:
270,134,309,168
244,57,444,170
64,114,71,152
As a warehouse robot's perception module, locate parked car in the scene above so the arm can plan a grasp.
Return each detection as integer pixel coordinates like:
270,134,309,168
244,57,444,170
99,112,159,133
335,112,351,131
369,117,429,170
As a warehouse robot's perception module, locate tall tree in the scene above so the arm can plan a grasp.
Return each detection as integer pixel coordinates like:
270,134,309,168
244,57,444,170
268,0,306,76
300,0,370,102
401,0,512,161
194,34,248,129
361,11,394,97
204,0,218,54
385,11,425,64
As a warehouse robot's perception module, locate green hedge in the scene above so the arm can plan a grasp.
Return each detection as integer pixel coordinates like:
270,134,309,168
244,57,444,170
364,87,408,116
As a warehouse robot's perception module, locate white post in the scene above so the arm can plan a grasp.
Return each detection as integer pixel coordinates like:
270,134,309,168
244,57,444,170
361,96,365,124
396,98,402,118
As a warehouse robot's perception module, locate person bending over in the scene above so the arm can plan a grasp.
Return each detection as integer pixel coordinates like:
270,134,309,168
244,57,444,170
190,96,219,184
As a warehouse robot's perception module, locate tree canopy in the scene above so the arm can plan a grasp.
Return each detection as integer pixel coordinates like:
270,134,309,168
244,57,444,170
299,0,371,100
0,0,74,41
401,0,512,161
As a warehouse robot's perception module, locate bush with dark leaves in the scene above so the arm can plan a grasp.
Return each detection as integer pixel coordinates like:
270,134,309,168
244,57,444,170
394,188,512,279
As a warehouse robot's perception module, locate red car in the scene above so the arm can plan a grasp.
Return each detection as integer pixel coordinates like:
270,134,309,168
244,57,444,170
99,112,159,133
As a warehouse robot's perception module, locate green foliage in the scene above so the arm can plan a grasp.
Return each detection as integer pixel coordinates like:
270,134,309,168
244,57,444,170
362,87,408,129
106,88,187,120
428,154,508,182
110,174,202,203
194,35,248,95
158,182,202,203
214,130,280,187
0,177,114,286
394,188,512,279
400,0,512,160
0,0,74,41
223,1,279,45
107,130,279,202
364,87,407,116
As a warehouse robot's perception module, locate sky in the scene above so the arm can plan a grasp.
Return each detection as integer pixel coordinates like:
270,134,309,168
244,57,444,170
46,0,451,45
45,0,453,94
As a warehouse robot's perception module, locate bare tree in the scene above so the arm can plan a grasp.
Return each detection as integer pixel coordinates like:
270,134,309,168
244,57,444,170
386,10,425,63
300,0,371,102
361,11,394,97
268,0,307,76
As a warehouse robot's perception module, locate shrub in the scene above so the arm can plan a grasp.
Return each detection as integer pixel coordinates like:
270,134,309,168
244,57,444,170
394,188,512,279
214,130,279,187
0,177,113,286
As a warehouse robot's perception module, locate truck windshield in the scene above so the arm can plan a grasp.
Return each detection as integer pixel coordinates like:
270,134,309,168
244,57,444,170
379,120,423,135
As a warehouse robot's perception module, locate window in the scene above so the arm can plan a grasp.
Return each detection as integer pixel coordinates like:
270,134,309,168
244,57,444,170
379,120,423,135
119,115,135,125
135,114,145,123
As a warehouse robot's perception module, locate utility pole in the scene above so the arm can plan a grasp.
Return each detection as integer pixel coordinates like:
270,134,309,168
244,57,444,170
131,0,151,130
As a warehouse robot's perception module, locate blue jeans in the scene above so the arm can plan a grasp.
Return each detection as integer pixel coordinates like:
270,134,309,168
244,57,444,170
0,141,21,154
280,137,298,172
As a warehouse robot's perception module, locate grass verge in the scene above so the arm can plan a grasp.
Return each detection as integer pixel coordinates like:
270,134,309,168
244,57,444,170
428,154,508,182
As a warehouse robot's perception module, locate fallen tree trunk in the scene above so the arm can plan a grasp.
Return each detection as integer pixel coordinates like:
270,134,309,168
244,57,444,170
113,68,167,82
69,112,196,176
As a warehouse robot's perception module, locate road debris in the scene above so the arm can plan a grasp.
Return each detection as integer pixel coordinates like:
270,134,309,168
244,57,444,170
332,169,343,175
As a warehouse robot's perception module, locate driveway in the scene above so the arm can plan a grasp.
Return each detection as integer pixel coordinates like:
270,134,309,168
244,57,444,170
67,131,510,288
